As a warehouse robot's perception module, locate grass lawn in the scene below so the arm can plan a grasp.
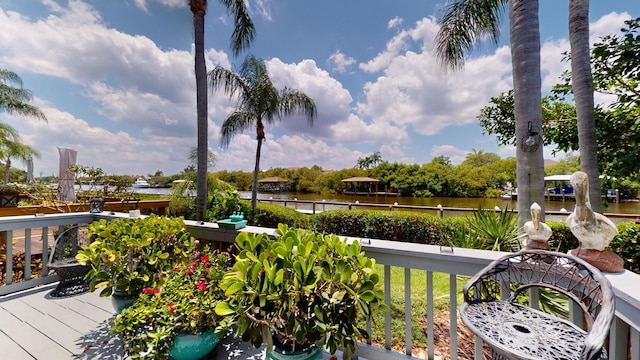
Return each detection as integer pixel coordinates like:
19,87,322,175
369,265,469,352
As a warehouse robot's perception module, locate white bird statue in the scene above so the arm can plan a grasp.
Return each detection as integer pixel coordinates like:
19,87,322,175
565,171,623,272
522,202,552,249
566,172,617,251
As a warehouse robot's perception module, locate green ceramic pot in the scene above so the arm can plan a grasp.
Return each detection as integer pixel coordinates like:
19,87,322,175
110,290,138,313
265,344,323,360
169,329,219,360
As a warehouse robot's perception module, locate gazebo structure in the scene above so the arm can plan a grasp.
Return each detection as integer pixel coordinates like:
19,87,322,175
341,177,382,196
257,177,289,192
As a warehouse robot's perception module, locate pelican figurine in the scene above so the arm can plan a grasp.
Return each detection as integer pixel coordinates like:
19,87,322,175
522,202,552,247
566,171,618,252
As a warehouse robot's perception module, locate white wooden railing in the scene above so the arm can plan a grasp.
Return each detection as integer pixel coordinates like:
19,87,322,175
1,212,639,360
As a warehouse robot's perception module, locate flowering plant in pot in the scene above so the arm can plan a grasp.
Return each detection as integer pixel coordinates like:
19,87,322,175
110,244,232,360
76,215,193,298
215,224,388,360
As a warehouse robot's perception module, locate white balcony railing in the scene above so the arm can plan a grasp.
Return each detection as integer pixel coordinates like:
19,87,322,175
1,212,639,360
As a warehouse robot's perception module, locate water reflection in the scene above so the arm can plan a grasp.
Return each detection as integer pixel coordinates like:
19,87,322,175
241,191,640,215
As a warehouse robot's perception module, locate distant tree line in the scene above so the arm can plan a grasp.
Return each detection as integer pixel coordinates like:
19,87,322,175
212,150,640,199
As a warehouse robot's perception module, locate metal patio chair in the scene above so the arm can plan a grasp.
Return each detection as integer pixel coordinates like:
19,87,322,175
48,224,92,297
460,250,615,360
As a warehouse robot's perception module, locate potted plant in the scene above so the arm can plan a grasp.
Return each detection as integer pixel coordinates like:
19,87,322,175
0,183,20,207
76,214,193,309
110,244,232,360
215,224,388,360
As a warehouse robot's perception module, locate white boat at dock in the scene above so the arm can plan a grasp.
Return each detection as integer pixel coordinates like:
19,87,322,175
133,178,150,188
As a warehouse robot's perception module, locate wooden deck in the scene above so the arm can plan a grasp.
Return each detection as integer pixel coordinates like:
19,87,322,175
0,284,343,359
0,284,270,359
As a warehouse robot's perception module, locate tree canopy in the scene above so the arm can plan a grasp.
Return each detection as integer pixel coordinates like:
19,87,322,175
478,17,640,179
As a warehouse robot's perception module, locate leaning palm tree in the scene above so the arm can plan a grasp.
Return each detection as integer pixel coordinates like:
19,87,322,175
0,135,40,184
189,0,255,221
435,0,545,227
569,0,603,213
209,54,317,210
0,69,47,121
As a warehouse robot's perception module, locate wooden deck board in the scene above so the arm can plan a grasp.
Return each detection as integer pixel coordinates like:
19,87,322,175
0,304,72,358
0,331,32,359
1,298,85,354
0,284,340,359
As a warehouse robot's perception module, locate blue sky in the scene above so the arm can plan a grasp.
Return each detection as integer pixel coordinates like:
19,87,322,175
0,0,638,178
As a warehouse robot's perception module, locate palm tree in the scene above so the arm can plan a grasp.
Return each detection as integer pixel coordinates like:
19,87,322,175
189,0,255,221
569,0,603,213
0,69,47,121
435,0,545,226
209,54,317,210
0,130,40,183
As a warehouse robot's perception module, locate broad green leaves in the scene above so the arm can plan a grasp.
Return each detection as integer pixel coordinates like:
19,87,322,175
218,225,388,360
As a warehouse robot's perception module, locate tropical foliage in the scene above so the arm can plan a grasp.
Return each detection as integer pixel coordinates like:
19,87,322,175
215,225,388,359
76,215,193,296
479,17,640,179
189,0,255,221
110,245,231,359
435,0,545,227
209,54,317,210
0,69,46,184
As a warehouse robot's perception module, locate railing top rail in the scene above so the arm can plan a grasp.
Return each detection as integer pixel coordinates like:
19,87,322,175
0,212,95,230
1,211,639,331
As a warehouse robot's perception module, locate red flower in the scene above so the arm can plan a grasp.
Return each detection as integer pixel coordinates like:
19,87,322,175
154,288,160,294
192,261,198,268
196,281,206,291
185,268,195,276
200,254,209,263
194,240,200,247
173,265,180,271
168,302,175,313
142,288,154,295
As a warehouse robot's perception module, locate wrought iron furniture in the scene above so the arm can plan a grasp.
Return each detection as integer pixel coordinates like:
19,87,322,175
460,250,615,360
48,225,92,297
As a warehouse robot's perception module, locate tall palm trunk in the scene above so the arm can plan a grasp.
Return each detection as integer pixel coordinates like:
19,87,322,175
511,0,545,227
191,0,208,221
570,0,602,213
4,158,10,184
251,120,265,210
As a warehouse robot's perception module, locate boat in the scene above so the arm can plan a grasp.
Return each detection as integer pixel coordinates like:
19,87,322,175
133,178,150,188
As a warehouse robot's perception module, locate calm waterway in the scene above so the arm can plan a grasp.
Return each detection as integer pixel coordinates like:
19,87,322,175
237,191,640,215
127,186,640,217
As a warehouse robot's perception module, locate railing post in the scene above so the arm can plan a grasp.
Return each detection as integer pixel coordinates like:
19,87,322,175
312,202,316,214
449,274,457,360
405,267,412,356
609,317,630,360
427,271,435,360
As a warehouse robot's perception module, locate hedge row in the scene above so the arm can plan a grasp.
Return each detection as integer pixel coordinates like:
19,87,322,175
246,202,640,274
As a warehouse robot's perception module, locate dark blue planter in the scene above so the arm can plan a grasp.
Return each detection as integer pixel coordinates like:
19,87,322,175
169,329,219,360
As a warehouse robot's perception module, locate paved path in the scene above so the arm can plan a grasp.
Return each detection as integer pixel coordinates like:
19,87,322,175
3,228,55,255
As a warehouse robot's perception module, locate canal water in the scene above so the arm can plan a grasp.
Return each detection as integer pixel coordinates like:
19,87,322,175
238,191,640,215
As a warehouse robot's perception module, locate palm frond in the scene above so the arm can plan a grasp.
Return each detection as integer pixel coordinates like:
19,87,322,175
434,0,508,70
0,70,47,121
208,66,248,99
220,0,256,56
219,111,254,148
0,69,22,86
279,87,317,125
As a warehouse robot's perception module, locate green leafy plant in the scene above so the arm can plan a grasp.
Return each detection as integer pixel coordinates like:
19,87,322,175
76,215,193,296
110,245,232,359
215,224,388,360
0,183,20,195
467,206,523,251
